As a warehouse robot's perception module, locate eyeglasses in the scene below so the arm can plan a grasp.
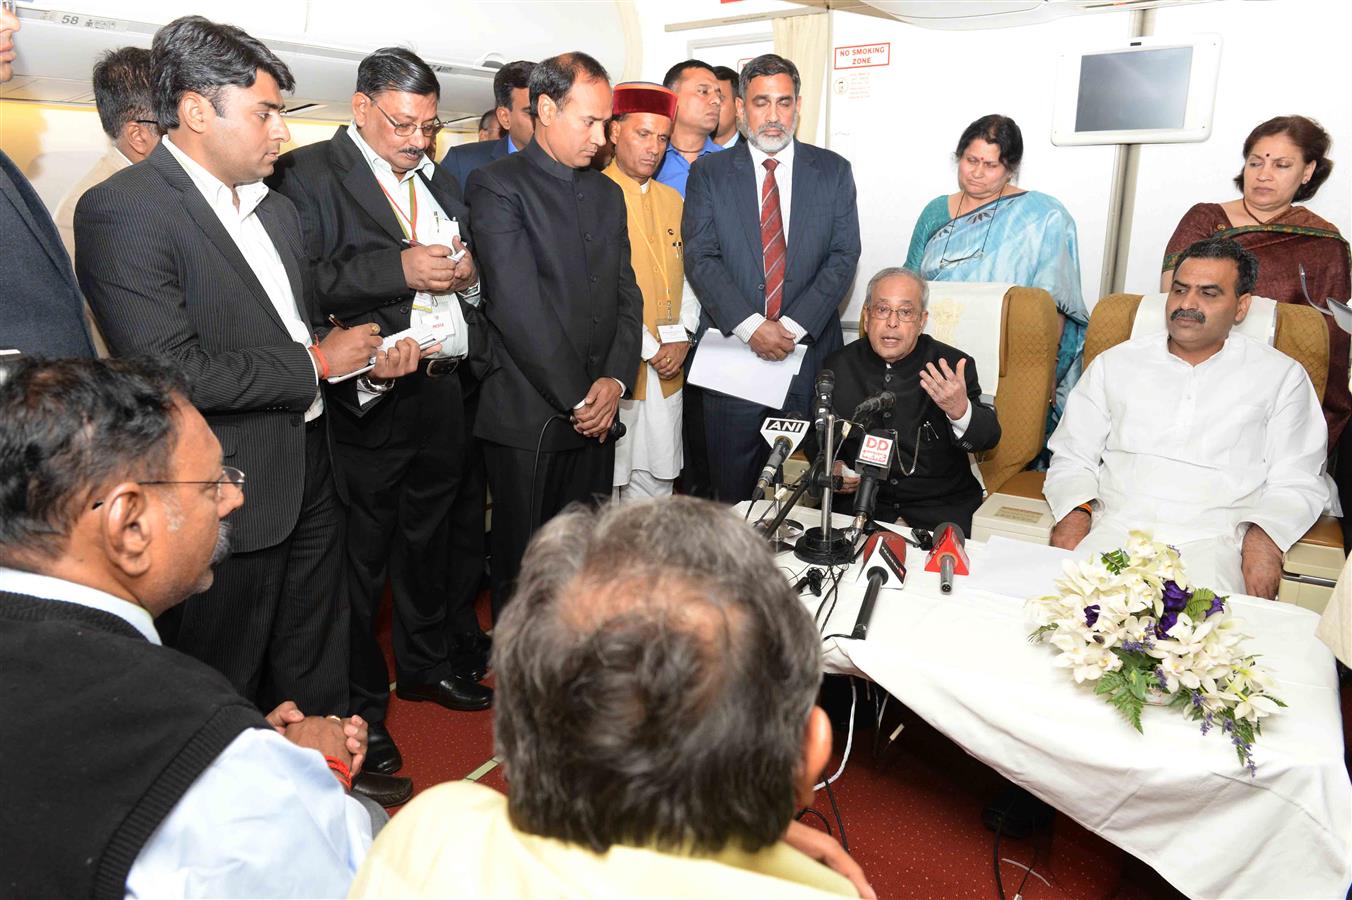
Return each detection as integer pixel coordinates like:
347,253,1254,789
133,119,160,128
866,304,922,323
367,96,444,139
91,466,246,509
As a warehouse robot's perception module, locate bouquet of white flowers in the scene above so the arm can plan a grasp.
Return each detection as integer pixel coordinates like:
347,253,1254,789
1028,531,1284,773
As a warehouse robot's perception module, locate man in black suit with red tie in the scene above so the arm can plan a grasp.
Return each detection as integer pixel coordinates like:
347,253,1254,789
682,54,860,502
75,19,421,808
268,47,492,781
465,52,642,615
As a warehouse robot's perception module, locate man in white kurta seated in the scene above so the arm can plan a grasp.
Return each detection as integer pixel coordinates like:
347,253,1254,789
1045,237,1327,598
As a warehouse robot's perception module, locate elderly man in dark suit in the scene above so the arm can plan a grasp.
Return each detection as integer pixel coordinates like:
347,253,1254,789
0,3,94,358
682,54,861,502
268,47,492,783
441,60,534,190
75,19,420,808
465,52,642,615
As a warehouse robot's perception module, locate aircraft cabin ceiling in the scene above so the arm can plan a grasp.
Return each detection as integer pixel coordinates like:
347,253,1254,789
0,0,638,125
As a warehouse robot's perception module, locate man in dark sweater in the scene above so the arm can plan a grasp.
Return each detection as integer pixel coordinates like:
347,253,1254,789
813,267,1000,533
0,358,376,898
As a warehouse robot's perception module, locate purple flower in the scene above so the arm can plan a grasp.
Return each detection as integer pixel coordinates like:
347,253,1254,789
1205,596,1226,618
1162,580,1192,612
1084,605,1101,627
1154,667,1169,691
1200,711,1214,735
1156,610,1180,638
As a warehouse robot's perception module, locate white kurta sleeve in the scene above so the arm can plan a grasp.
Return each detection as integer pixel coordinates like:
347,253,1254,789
1231,363,1328,551
1044,354,1111,522
640,328,661,362
680,280,702,335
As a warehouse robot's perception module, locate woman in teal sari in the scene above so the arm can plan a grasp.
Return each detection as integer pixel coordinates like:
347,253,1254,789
905,115,1087,458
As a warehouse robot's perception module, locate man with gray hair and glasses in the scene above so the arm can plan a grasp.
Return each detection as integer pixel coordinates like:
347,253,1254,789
807,266,999,534
350,497,874,898
0,357,376,897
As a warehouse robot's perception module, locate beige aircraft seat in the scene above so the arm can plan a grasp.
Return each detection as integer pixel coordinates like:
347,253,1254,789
973,292,1344,613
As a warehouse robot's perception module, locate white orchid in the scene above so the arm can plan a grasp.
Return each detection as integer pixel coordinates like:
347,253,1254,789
1234,693,1281,723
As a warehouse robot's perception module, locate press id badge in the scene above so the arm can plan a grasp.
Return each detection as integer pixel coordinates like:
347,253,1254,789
424,214,466,261
657,323,688,344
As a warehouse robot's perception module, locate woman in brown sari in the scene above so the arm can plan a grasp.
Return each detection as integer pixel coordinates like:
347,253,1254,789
1163,115,1350,452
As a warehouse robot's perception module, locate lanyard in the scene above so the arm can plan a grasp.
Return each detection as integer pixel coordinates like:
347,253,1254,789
377,176,418,242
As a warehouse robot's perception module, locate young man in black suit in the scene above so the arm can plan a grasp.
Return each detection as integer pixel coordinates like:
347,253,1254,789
75,18,421,806
441,59,534,190
268,47,492,782
0,3,95,359
465,52,643,615
682,54,861,502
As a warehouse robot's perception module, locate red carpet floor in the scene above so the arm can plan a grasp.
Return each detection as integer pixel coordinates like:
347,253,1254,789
374,592,1347,898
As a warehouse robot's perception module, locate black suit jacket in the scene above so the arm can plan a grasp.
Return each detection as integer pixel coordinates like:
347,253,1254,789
465,140,643,451
810,335,1000,509
440,137,509,194
0,149,95,357
75,141,329,553
267,127,488,440
682,139,860,398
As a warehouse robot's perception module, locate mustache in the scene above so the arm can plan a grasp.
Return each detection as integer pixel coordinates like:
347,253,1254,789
209,520,234,568
1171,308,1206,324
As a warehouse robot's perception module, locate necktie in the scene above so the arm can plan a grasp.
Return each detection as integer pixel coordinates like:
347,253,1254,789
760,158,786,320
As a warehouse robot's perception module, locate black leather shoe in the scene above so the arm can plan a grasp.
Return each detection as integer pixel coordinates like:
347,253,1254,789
365,723,403,775
396,675,493,711
452,631,492,683
352,771,413,808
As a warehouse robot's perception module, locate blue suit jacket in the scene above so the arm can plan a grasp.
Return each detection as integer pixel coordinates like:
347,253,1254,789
0,150,95,357
440,137,509,192
682,139,860,398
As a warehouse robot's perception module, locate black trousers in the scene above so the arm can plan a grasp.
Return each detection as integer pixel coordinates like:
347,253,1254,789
484,436,613,618
159,419,348,715
336,371,486,725
877,485,984,536
703,386,812,503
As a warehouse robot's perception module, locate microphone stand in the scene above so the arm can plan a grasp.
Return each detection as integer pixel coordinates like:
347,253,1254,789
794,410,853,565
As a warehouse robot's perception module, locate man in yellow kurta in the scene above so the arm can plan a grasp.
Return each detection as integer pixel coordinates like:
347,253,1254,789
602,83,698,499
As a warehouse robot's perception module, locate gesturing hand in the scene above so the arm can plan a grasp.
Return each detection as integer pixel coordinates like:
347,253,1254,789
918,358,969,420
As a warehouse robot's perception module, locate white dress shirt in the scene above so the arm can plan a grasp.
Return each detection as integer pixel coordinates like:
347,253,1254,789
163,137,324,422
1044,333,1327,592
346,124,477,361
0,567,372,897
734,140,806,345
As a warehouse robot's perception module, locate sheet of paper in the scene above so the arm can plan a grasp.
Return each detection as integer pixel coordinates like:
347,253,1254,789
964,535,1080,601
688,331,807,408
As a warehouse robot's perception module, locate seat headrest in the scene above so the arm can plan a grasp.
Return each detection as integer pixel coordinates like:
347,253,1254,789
1129,293,1278,345
921,282,1014,401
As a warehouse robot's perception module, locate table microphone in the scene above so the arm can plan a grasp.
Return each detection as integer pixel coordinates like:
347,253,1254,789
852,532,907,639
924,521,970,594
813,369,835,435
753,414,809,500
852,390,896,419
847,430,895,539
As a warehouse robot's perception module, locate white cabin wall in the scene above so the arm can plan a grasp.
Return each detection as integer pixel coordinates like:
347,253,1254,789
827,9,1126,323
1122,0,1352,295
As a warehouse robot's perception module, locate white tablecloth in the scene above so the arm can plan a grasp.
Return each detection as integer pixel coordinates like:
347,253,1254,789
750,503,1352,899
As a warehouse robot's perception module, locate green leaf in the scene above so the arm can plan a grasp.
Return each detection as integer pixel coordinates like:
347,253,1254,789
1100,549,1130,575
1108,687,1145,733
1028,624,1057,643
1095,671,1124,696
1125,667,1149,701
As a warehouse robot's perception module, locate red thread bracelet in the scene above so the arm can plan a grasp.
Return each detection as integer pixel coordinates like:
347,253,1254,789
309,343,330,380
324,755,352,791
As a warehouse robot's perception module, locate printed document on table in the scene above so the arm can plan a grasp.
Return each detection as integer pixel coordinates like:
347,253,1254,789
964,536,1080,600
688,332,807,408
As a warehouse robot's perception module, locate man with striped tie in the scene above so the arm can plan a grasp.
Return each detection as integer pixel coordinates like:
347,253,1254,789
681,54,861,502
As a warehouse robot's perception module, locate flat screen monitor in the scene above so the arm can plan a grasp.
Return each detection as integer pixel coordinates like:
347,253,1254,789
1052,35,1221,145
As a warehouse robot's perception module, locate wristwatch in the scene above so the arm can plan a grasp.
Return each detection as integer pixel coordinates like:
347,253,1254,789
356,375,394,394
